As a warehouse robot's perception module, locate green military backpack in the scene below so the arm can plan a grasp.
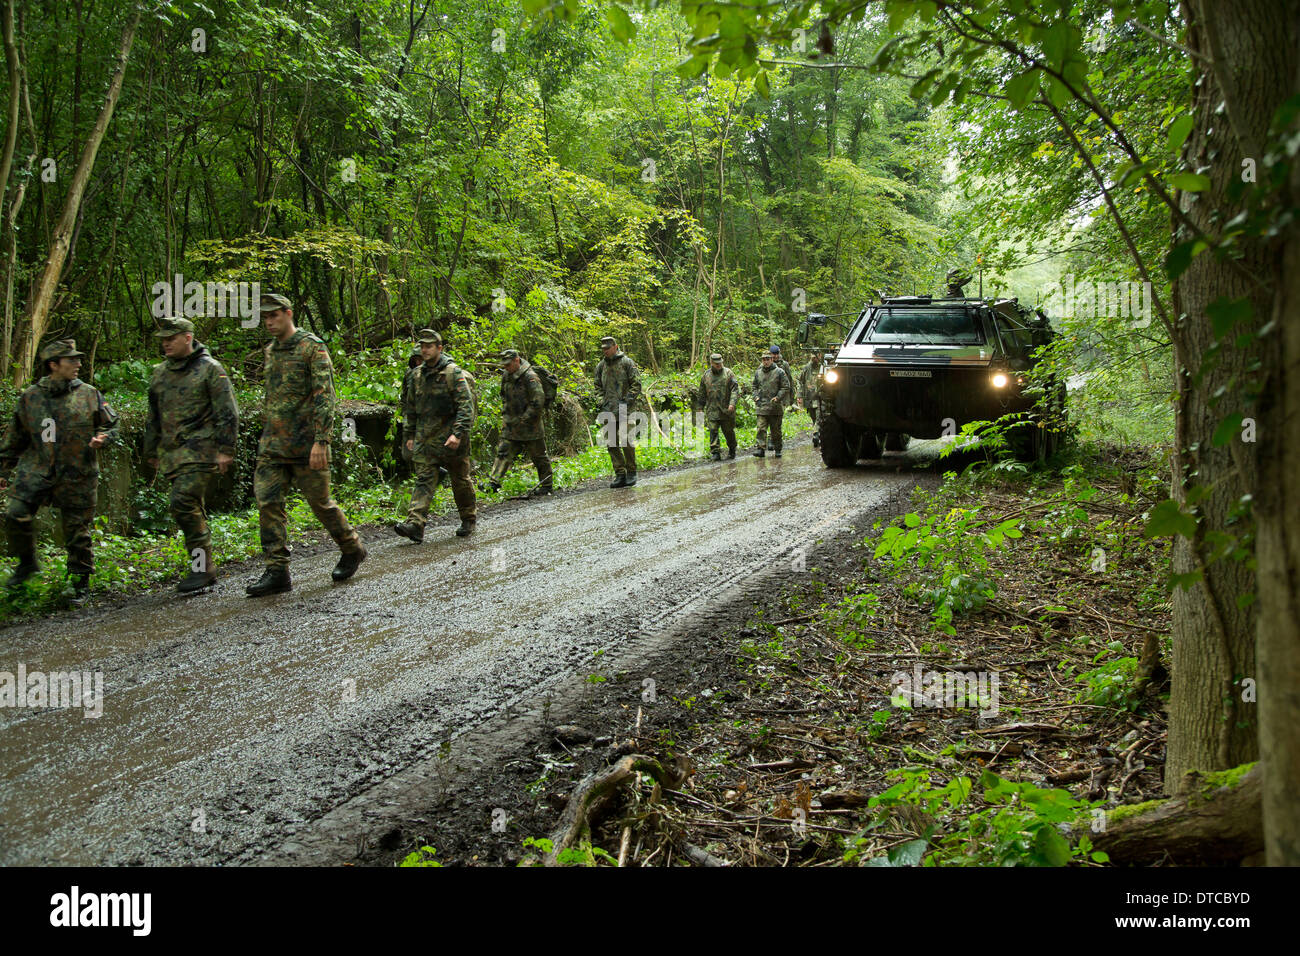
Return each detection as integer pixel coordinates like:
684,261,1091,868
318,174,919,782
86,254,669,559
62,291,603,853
530,363,560,409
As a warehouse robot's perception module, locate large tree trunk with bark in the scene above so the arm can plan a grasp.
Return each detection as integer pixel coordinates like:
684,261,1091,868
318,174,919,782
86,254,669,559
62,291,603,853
11,8,139,385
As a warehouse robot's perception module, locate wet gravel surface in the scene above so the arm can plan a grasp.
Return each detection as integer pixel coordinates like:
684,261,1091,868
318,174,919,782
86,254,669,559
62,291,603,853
0,440,931,865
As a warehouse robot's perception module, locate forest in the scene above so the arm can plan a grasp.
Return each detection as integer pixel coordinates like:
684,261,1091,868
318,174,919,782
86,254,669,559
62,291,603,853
0,0,1295,871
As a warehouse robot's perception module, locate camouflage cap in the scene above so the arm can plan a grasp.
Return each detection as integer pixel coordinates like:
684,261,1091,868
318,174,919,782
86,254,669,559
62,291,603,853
497,348,520,365
709,353,723,362
417,328,442,345
153,316,195,337
40,339,85,361
760,350,774,358
259,293,292,313
599,336,617,347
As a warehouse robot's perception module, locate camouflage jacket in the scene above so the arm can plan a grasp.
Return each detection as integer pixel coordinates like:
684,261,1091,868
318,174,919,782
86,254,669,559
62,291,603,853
143,342,239,475
501,359,546,442
594,351,642,414
752,364,791,415
776,358,795,405
0,376,119,502
403,352,474,461
258,329,335,462
696,367,739,422
799,358,822,408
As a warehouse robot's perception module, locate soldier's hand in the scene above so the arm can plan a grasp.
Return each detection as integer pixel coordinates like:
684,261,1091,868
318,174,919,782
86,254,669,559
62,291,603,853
216,453,234,474
309,441,329,470
405,439,414,452
444,434,461,451
727,404,735,414
89,433,107,449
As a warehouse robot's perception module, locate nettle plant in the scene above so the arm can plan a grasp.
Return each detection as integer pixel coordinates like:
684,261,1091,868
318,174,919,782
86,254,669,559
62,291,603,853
872,508,1023,635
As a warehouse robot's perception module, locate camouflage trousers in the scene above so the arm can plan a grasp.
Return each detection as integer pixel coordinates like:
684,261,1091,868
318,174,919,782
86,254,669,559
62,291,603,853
254,460,361,570
756,410,784,452
605,443,638,476
5,486,96,576
409,453,476,527
490,438,553,490
166,464,217,556
705,416,737,455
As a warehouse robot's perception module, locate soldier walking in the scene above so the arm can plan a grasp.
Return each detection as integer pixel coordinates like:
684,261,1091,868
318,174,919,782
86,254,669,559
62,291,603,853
0,340,119,601
595,335,642,487
696,353,738,460
246,294,366,596
143,317,239,593
394,329,477,542
484,349,552,496
768,345,794,449
798,353,823,449
752,350,790,458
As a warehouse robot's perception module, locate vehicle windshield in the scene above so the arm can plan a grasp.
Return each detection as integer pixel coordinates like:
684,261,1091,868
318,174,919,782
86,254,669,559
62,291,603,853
860,307,985,345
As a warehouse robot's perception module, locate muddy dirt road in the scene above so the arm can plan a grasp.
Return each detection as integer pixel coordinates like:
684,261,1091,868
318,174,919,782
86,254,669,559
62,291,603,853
1,441,930,865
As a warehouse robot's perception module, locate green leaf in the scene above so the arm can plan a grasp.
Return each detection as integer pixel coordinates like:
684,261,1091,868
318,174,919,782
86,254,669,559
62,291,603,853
1207,296,1254,338
1164,240,1206,280
1144,499,1198,539
1032,825,1071,866
1167,114,1194,153
1170,171,1211,192
604,5,636,43
904,513,922,528
1005,70,1039,109
1212,413,1244,447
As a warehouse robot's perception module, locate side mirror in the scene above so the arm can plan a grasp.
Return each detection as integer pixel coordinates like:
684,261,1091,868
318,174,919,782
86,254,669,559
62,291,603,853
797,321,809,345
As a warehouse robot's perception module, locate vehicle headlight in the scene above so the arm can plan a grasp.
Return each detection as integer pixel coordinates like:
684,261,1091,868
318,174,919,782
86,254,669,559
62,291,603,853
823,369,839,384
991,372,1008,388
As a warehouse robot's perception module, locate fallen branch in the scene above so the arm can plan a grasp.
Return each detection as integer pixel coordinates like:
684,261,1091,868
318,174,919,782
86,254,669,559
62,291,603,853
546,754,690,865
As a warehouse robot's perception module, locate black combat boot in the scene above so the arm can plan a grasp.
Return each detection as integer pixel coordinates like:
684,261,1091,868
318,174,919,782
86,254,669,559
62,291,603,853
812,435,821,448
455,519,476,537
624,472,637,486
529,485,553,498
753,448,765,457
246,568,292,597
610,473,627,488
711,451,722,461
774,449,783,458
332,544,368,581
4,559,38,592
5,518,38,591
178,546,217,593
69,574,90,605
727,448,736,459
394,521,424,544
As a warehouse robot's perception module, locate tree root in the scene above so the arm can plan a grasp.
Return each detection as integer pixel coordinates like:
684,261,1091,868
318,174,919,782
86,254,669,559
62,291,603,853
546,754,691,865
1091,763,1261,864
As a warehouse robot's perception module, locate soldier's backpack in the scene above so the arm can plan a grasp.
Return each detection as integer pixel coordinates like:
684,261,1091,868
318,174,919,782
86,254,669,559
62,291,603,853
530,364,560,409
441,362,478,418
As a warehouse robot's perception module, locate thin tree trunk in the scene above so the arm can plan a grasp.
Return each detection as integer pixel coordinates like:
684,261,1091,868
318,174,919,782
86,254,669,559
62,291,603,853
12,7,140,385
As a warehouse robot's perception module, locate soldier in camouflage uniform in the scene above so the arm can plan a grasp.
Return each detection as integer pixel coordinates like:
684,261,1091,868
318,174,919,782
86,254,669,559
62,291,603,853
484,348,552,496
945,268,973,297
0,339,119,601
768,345,794,448
798,353,823,448
751,350,791,458
247,294,365,596
394,329,477,542
695,353,739,460
143,317,239,593
595,335,642,487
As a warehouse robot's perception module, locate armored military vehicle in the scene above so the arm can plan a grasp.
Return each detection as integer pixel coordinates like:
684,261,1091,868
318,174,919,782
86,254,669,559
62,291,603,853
798,293,1064,466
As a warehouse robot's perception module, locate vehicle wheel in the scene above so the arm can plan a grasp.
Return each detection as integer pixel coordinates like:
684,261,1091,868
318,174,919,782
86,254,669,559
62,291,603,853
819,410,854,468
884,431,910,452
858,429,884,459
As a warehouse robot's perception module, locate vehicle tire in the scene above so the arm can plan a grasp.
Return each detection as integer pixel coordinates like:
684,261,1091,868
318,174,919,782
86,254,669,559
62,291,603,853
819,410,854,468
884,431,910,452
858,429,885,459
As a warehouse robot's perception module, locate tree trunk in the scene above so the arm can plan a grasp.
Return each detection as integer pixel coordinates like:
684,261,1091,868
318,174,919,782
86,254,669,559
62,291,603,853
11,8,139,385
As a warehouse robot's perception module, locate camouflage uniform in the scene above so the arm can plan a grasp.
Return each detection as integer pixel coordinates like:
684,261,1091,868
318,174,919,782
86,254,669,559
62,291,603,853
595,346,642,477
696,363,739,457
752,363,791,454
0,363,119,578
776,356,795,406
489,357,552,491
143,340,238,565
403,351,476,527
799,357,822,423
255,328,360,570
